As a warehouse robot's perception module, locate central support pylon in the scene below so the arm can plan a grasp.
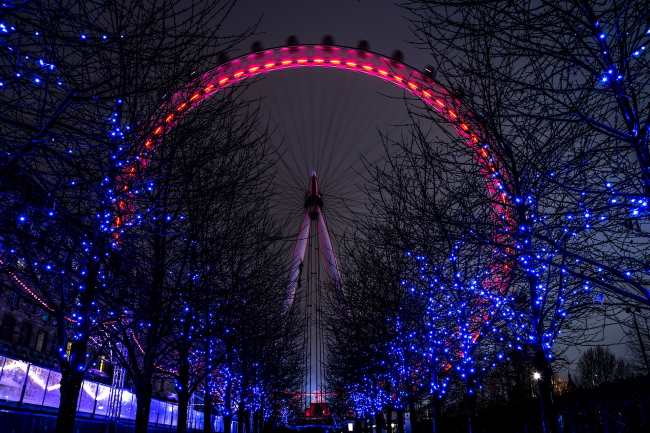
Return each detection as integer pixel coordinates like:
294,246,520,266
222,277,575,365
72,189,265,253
286,172,342,310
286,172,341,420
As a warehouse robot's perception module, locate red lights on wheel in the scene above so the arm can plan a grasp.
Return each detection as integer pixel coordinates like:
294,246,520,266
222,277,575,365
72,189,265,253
123,48,490,202
125,48,490,206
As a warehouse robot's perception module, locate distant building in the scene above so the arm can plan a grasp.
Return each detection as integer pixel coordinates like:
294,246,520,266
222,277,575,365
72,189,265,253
0,284,57,368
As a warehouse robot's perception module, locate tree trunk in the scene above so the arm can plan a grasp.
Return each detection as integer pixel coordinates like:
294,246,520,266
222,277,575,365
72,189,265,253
255,410,263,433
224,414,233,433
464,394,476,433
55,368,83,433
239,408,249,433
430,400,438,433
176,346,191,433
375,411,384,433
534,349,559,433
135,382,153,433
224,378,233,433
177,391,190,433
396,409,405,433
237,406,244,433
55,253,98,433
407,402,417,431
204,396,213,433
246,409,251,433
386,408,393,433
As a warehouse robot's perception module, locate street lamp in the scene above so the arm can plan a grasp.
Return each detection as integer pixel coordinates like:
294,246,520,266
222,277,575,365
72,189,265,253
532,371,542,381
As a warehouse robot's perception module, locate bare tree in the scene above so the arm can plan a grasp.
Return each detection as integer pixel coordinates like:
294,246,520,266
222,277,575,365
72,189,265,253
576,346,631,387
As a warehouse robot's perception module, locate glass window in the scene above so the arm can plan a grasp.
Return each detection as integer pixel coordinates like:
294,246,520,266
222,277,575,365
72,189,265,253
35,330,47,353
194,410,204,430
22,364,49,405
42,370,61,407
165,402,175,426
119,390,136,420
0,358,28,402
94,384,111,416
171,403,178,427
78,381,98,413
149,398,161,424
158,401,168,425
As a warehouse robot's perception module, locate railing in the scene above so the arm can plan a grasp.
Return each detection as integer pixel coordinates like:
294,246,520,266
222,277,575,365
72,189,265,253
0,354,219,430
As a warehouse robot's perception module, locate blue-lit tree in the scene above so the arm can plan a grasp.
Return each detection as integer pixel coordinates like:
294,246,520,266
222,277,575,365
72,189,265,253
397,1,649,432
0,4,135,432
403,0,649,304
1,2,252,433
326,232,408,431
358,96,626,433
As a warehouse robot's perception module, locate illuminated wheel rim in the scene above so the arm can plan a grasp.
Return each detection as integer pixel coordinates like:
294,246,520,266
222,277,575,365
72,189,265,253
114,43,514,293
